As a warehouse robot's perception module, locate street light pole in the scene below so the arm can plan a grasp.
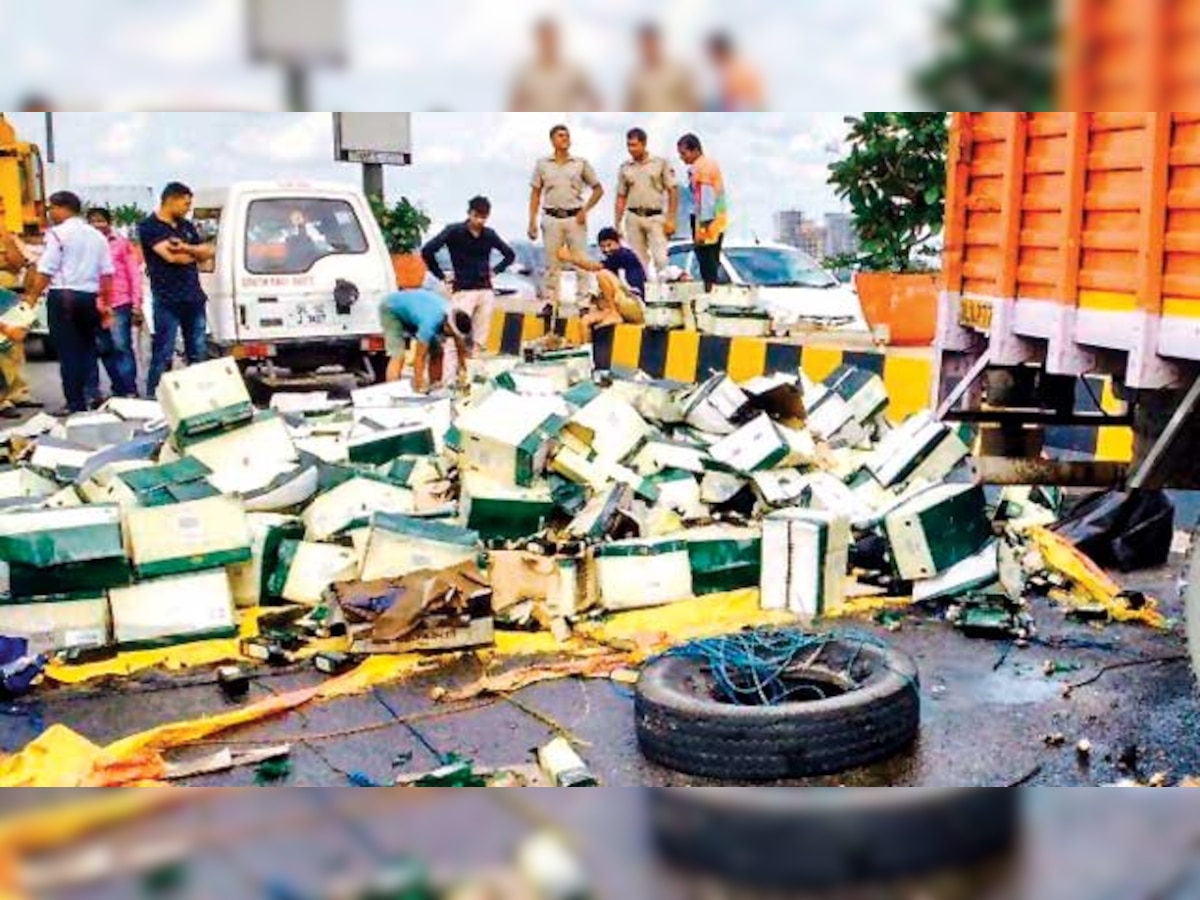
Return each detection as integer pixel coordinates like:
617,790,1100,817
44,112,55,164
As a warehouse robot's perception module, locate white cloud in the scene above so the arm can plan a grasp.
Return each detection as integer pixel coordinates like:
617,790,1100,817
228,113,328,163
165,146,195,166
98,113,149,156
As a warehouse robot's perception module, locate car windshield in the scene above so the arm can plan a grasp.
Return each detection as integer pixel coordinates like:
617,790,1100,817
725,247,838,289
245,198,368,275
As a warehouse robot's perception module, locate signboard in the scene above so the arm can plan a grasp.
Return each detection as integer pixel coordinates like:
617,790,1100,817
333,114,413,167
248,0,347,66
958,296,994,333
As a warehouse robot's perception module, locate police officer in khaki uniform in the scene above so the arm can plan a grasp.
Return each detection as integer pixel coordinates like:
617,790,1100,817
0,197,41,418
615,127,679,279
528,124,604,309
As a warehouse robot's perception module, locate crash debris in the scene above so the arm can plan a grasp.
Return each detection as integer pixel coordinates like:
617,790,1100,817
0,340,1173,711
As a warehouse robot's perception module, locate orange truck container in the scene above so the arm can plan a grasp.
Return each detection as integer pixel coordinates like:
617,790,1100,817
935,112,1200,487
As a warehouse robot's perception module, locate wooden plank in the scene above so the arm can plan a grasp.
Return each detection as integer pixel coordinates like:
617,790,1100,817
942,113,973,295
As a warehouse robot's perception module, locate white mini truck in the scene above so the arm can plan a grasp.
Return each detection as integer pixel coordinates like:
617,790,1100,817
192,181,396,388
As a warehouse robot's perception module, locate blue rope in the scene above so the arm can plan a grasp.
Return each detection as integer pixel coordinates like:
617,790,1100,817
658,627,896,707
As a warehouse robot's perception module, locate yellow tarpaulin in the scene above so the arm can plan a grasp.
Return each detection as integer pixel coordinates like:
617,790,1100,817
1,589,798,788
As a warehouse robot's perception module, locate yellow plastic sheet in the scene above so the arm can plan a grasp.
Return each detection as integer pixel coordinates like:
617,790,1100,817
1028,526,1169,629
1,589,798,788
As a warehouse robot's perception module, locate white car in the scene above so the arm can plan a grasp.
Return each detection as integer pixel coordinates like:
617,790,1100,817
666,241,869,332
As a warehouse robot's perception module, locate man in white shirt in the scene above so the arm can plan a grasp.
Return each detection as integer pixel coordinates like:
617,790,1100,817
22,191,114,413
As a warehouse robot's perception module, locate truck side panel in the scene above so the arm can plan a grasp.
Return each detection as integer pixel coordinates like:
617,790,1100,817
939,112,1200,390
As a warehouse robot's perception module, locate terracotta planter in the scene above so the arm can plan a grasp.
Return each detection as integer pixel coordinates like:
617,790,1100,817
855,271,940,347
392,252,427,289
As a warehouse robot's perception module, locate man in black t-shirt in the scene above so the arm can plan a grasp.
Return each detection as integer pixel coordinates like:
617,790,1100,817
138,182,214,396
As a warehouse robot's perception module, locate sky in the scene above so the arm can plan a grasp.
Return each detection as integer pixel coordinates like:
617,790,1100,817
5,112,855,241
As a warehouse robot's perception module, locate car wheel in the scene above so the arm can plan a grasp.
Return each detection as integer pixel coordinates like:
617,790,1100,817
635,634,920,781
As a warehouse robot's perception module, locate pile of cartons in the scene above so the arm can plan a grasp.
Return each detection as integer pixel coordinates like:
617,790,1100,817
0,342,1003,664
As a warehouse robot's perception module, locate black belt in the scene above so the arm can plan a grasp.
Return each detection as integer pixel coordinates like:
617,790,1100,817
628,208,664,217
543,208,582,219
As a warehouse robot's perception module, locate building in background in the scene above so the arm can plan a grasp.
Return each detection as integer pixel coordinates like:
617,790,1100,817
824,212,859,260
775,209,827,259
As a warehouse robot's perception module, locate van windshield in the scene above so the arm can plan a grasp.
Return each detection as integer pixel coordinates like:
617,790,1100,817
245,198,368,275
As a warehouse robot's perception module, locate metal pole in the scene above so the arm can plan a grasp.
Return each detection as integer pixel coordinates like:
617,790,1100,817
44,112,56,164
284,66,311,112
362,163,385,202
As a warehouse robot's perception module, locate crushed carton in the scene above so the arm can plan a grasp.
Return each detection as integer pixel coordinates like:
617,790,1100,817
358,514,480,582
182,412,298,495
303,476,415,542
269,540,361,607
686,524,762,596
461,475,555,542
565,392,652,463
227,513,305,608
708,414,815,474
683,374,751,435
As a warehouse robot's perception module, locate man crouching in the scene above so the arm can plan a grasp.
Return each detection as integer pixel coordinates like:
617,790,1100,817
378,287,472,393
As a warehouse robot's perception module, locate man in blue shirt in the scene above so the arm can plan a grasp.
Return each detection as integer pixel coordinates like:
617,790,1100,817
557,226,647,298
378,288,471,393
138,182,214,397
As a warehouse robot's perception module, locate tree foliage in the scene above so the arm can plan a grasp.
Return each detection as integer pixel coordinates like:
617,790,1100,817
369,195,431,255
827,113,949,273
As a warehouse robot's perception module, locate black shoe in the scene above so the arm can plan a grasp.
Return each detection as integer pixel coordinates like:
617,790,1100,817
13,399,43,409
0,407,22,419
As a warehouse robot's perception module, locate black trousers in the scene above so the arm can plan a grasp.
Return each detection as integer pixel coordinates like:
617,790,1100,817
692,217,725,290
46,290,101,413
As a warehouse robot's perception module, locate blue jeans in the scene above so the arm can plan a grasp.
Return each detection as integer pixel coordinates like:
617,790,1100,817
147,301,208,398
95,306,139,398
46,290,101,413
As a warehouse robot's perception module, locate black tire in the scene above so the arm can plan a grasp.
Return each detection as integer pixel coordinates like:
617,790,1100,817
635,637,920,781
650,788,1019,890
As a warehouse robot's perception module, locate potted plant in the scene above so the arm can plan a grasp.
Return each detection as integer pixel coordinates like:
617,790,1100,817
370,195,432,289
827,113,948,346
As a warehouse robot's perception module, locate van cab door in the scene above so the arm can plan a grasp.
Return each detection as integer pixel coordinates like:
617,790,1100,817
231,190,393,345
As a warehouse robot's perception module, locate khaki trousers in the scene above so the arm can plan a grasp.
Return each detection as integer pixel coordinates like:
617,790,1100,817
450,289,495,353
542,216,589,306
626,212,669,276
0,341,31,410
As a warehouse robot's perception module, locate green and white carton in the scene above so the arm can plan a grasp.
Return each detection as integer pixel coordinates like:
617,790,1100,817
358,514,480,582
110,570,238,649
866,411,952,489
183,412,298,496
461,473,555,542
0,592,110,654
709,414,816,474
0,505,129,598
608,375,690,425
227,513,305,609
242,464,321,514
649,469,707,520
822,365,890,425
456,390,566,488
760,508,851,619
29,437,94,481
0,467,60,505
269,540,361,607
683,375,750,436
566,391,652,462
686,524,762,596
303,476,415,542
595,537,694,612
347,425,435,465
697,306,772,338
126,495,253,579
157,357,254,441
884,483,992,581
630,439,710,476
117,457,218,508
912,541,1000,604
564,485,630,541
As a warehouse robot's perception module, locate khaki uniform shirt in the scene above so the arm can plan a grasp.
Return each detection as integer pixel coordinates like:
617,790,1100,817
626,62,698,112
532,156,600,212
617,156,677,212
